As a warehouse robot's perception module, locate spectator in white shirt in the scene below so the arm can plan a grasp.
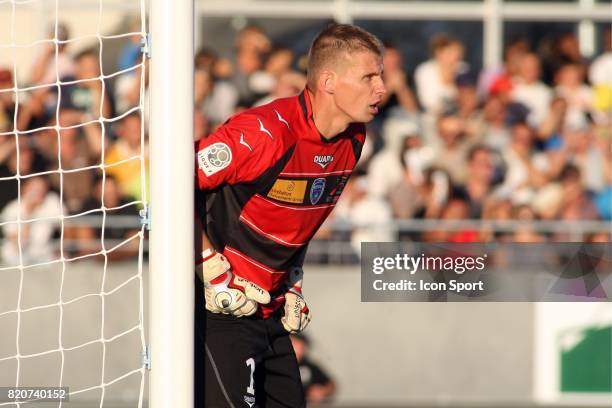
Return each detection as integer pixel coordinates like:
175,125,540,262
414,34,467,115
1,177,63,266
554,63,592,130
499,122,548,200
511,53,552,127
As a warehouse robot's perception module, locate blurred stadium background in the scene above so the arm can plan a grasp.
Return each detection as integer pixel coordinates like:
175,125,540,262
0,0,610,407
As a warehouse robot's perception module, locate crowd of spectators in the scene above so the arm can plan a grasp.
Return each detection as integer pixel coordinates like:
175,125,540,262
0,21,610,265
0,22,142,265
320,29,612,249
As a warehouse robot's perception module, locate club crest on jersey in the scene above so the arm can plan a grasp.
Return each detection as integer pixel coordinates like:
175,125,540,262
313,155,334,169
310,178,326,205
197,142,232,176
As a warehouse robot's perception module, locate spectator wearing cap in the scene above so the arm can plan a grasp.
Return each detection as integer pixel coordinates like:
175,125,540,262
454,70,486,141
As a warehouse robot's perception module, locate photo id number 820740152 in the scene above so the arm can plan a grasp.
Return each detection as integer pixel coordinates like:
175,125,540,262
0,387,69,402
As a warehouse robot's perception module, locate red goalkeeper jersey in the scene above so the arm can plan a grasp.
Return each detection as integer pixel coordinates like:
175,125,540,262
196,89,365,316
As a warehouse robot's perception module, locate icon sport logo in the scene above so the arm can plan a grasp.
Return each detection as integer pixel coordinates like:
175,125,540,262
313,155,334,169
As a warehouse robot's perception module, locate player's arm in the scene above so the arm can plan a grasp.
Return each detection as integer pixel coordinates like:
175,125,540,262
194,113,281,315
194,207,270,316
195,112,283,190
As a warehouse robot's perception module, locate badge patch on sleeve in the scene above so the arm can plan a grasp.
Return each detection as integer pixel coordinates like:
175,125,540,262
197,142,232,176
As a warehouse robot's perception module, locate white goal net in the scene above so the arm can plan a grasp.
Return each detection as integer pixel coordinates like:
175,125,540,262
0,0,148,406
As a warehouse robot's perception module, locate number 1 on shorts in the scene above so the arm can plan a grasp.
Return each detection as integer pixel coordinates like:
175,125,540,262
246,358,255,395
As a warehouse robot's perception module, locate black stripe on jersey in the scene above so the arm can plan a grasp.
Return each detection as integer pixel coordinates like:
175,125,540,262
203,144,297,258
351,136,364,162
233,221,308,271
298,91,308,121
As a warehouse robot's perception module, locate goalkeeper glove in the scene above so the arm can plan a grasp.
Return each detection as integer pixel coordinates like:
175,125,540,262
196,249,270,317
281,266,311,333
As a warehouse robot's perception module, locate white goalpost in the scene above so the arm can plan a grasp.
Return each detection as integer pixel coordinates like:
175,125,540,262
0,0,194,406
148,0,194,407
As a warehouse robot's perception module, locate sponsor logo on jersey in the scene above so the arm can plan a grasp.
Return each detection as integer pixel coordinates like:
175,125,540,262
313,155,334,169
326,174,350,204
197,142,232,176
310,178,326,205
267,179,307,204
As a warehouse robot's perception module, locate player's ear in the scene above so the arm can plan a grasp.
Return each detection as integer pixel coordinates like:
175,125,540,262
319,70,336,94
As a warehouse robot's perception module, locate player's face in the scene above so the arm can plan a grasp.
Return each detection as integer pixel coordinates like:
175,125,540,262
334,51,386,123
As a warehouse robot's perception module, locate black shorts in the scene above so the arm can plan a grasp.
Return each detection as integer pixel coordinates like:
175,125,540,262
195,285,305,408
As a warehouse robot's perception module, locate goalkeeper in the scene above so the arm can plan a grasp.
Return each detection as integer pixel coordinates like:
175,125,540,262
195,23,386,407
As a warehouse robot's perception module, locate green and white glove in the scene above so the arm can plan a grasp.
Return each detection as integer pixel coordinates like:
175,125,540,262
281,266,311,333
196,249,270,317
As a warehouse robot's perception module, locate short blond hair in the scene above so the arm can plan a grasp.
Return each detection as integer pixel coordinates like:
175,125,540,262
306,23,383,90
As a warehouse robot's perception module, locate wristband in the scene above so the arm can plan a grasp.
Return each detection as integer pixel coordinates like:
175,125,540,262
197,248,215,265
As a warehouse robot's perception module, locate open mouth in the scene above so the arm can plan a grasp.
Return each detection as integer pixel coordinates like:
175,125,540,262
368,103,380,114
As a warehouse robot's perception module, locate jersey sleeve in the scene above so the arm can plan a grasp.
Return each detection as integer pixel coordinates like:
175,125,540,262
195,112,283,190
